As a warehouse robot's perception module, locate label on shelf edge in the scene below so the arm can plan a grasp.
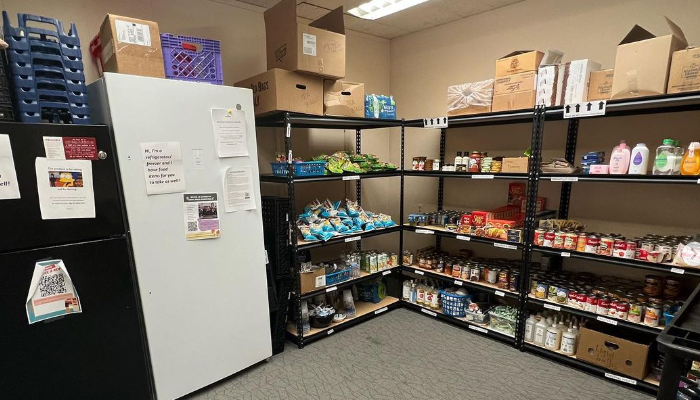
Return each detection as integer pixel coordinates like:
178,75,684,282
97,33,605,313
454,280,463,286
597,316,618,326
456,235,471,241
415,229,434,235
564,100,607,119
494,290,505,297
604,373,636,385
421,308,437,317
544,303,561,311
327,328,334,335
469,325,489,334
494,242,518,250
671,267,685,275
374,306,388,315
561,252,571,258
382,270,391,276
472,174,495,180
326,286,337,293
342,175,360,181
551,176,579,182
345,236,361,243
696,178,700,184
414,269,424,275
423,116,448,129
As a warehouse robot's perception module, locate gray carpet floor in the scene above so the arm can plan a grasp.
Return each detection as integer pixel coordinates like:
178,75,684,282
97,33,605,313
185,308,653,400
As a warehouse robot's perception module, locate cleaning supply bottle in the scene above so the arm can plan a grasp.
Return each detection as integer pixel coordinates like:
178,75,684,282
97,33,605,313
545,317,563,351
534,315,549,346
402,280,412,301
681,142,700,175
654,139,678,175
609,140,631,174
524,313,537,343
673,140,683,174
628,143,650,175
560,328,578,355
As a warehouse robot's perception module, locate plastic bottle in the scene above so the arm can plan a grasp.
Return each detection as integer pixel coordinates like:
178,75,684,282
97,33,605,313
609,140,631,174
545,318,563,350
628,143,650,175
560,328,578,355
455,152,463,167
524,313,537,342
409,282,417,303
372,95,380,118
342,290,356,318
416,280,425,305
402,280,412,301
672,140,683,174
534,316,549,346
654,139,678,175
681,142,700,175
431,283,440,310
424,284,433,308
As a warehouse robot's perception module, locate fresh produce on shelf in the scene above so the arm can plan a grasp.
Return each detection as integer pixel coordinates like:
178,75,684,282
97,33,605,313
487,305,518,336
311,151,397,174
297,198,396,242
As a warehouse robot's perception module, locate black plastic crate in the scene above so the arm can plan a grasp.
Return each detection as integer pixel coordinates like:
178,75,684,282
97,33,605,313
266,263,278,312
262,196,292,278
0,57,14,122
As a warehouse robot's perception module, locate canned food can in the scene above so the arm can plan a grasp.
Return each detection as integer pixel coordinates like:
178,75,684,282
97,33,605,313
644,304,661,327
452,263,462,278
585,235,600,253
584,294,598,312
556,286,570,304
597,297,611,315
576,291,588,309
599,236,614,256
624,240,637,259
534,229,545,246
469,265,480,282
548,283,558,302
461,266,470,280
564,233,578,251
613,239,627,258
509,273,519,292
487,268,498,284
498,270,510,289
568,288,579,308
543,230,556,247
553,231,566,249
609,299,620,317
656,244,673,263
536,282,548,299
615,301,630,320
576,232,587,252
628,301,643,323
641,241,655,251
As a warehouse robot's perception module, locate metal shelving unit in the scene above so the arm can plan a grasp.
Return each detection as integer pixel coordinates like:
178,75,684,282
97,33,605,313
402,265,520,300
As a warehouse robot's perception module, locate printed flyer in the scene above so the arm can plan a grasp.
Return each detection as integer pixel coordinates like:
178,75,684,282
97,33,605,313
35,158,95,220
26,259,82,324
183,193,221,240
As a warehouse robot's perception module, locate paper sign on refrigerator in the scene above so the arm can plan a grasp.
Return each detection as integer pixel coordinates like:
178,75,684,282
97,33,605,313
211,108,249,158
223,166,256,212
35,158,96,219
140,142,186,195
0,134,20,200
183,193,222,240
26,259,82,324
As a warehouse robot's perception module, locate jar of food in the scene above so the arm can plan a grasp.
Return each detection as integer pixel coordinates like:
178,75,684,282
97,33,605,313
644,303,662,327
628,301,643,323
487,267,498,284
402,251,414,266
597,296,611,315
510,273,519,292
663,277,681,300
435,257,444,273
469,264,480,281
425,159,434,171
530,274,539,295
418,157,427,171
412,157,421,171
498,270,510,289
444,259,453,277
433,159,441,171
461,264,470,280
534,229,545,246
452,262,462,278
644,275,663,297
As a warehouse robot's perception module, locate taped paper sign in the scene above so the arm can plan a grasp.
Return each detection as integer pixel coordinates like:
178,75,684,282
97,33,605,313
211,108,249,158
183,193,221,240
35,158,95,220
140,142,186,195
26,260,82,324
0,134,20,200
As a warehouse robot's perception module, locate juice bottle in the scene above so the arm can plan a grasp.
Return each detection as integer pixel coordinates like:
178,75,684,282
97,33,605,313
680,142,700,175
653,139,678,175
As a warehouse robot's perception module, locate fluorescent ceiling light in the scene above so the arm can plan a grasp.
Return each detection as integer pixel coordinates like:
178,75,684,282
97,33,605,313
348,0,431,20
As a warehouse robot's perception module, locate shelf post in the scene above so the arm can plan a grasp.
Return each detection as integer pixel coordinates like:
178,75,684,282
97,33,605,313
558,119,579,220
355,128,362,251
436,128,446,251
399,120,406,276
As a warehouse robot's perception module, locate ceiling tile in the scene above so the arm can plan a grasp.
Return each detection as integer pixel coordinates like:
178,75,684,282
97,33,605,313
344,16,411,39
297,2,330,19
476,0,524,9
439,0,491,17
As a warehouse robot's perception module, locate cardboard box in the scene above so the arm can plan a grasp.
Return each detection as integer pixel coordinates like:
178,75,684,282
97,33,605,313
300,268,326,294
536,64,561,107
495,51,544,77
502,157,529,173
494,71,537,96
323,80,364,117
667,47,700,93
235,69,323,116
520,197,547,213
576,327,651,380
447,79,493,116
507,182,526,206
611,17,688,99
98,14,165,78
588,69,615,101
264,0,345,79
559,59,601,104
492,91,536,112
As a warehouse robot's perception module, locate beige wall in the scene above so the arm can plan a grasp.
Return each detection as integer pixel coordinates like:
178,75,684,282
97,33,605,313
391,0,700,281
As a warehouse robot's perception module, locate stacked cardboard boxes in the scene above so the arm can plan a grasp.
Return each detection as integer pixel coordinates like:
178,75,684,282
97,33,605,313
493,51,543,112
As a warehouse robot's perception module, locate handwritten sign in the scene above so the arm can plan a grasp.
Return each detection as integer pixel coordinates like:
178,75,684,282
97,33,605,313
140,142,186,195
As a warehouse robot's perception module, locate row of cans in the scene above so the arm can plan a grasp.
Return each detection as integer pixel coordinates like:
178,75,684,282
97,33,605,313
534,229,692,263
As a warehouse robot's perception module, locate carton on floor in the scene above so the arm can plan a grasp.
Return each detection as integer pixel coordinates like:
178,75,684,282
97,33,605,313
235,69,323,116
576,327,651,380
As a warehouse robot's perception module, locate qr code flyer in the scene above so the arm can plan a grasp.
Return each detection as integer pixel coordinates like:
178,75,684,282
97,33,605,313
26,259,82,324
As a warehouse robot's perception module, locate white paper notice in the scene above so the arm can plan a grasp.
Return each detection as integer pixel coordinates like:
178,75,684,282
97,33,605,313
43,136,66,159
0,134,20,200
223,166,256,212
183,193,221,240
211,108,249,158
35,158,95,220
140,142,186,195
26,259,82,324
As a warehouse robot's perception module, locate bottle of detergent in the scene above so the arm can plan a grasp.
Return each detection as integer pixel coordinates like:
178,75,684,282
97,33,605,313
609,140,631,174
628,143,649,175
653,139,677,175
681,142,700,175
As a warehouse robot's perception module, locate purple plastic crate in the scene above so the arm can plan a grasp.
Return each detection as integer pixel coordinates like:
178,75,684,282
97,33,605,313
161,34,223,85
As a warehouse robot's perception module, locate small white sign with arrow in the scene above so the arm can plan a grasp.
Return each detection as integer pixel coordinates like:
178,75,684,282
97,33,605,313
423,116,449,129
564,100,606,119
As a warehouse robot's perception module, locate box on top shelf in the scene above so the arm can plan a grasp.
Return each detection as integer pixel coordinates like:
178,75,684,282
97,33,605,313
364,94,396,119
323,80,364,117
536,64,561,107
667,47,700,94
492,91,536,112
587,69,614,101
495,50,544,77
447,79,494,116
611,17,687,99
502,157,529,173
558,59,601,104
264,0,346,79
98,14,165,78
494,71,537,96
234,68,323,116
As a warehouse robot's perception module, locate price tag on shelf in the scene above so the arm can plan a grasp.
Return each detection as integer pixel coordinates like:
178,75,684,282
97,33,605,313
472,174,495,180
374,307,388,315
327,329,335,335
454,280,463,286
414,270,425,275
421,308,437,317
345,236,361,243
382,270,392,276
597,316,618,326
285,125,291,138
342,175,360,181
469,325,489,334
564,100,606,119
671,268,685,275
456,235,471,241
544,303,561,311
604,373,636,385
326,286,337,293
561,252,571,258
494,243,518,250
494,290,505,297
415,229,434,235
551,176,579,182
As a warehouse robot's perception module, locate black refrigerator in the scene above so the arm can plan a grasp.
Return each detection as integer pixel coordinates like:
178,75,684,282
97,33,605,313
0,123,153,400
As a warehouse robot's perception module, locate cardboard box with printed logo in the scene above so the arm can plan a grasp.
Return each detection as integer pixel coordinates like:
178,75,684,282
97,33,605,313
98,14,165,78
588,69,615,101
667,47,700,94
235,69,323,116
494,71,537,96
492,91,536,112
264,0,346,79
323,80,364,117
495,51,544,77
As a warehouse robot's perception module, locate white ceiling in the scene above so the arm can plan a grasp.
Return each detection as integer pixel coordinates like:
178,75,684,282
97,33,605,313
235,0,524,39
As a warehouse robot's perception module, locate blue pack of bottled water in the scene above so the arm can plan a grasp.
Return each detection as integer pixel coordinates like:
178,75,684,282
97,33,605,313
364,94,396,119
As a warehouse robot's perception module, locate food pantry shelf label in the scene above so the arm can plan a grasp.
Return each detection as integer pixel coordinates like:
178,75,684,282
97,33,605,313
494,243,518,250
561,252,571,258
456,235,471,241
345,236,361,243
326,328,334,335
469,325,488,334
326,286,337,293
494,290,505,297
604,373,636,385
382,270,391,276
414,269,424,275
342,175,360,181
374,307,388,315
551,176,579,182
421,308,437,317
564,100,607,119
671,268,686,275
472,174,494,180
140,142,186,195
423,117,448,129
454,280,463,286
302,33,317,56
597,316,618,326
415,229,434,235
544,303,561,311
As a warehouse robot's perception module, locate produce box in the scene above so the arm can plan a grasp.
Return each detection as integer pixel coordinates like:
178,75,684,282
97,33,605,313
300,268,326,294
97,14,165,78
235,69,323,116
588,69,614,101
576,327,651,380
447,79,493,116
667,47,700,94
323,80,364,117
611,17,687,99
495,50,544,77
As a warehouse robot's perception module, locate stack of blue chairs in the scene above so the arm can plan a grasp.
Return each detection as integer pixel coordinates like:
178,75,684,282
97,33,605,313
3,12,90,124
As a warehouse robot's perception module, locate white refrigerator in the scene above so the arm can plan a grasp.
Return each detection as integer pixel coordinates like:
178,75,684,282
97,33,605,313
89,73,271,400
